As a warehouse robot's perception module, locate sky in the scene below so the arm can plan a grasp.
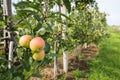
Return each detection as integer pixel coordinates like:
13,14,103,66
96,0,120,26
12,0,120,26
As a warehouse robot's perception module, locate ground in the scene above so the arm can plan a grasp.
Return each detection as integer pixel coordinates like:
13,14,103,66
32,43,99,80
40,53,90,80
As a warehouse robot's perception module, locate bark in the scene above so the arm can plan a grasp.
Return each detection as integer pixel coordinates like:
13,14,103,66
3,0,12,17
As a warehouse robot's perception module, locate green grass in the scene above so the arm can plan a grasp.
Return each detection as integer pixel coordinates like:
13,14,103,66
87,27,120,80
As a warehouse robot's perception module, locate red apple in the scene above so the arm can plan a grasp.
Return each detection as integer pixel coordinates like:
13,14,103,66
32,50,45,61
30,37,45,52
19,35,32,48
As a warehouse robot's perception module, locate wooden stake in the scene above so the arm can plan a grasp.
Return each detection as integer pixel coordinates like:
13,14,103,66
61,1,68,73
8,41,14,69
3,0,13,69
54,41,58,79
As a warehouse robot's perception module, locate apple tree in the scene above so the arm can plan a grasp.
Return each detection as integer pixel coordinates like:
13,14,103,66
0,0,108,79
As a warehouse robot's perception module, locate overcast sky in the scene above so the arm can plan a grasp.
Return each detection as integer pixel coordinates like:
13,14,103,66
96,0,120,26
12,0,120,26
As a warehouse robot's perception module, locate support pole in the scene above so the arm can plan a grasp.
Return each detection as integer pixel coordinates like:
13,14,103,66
61,1,68,73
3,0,13,69
54,41,58,80
8,41,14,69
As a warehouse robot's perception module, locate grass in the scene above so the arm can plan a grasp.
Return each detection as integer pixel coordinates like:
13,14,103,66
87,27,120,80
72,69,83,79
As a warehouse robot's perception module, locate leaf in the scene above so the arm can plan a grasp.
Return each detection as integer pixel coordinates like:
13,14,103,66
63,0,71,13
33,14,41,21
32,73,41,78
54,12,71,20
16,8,35,14
13,77,22,80
21,59,30,71
33,22,42,32
14,1,29,8
44,41,50,53
0,56,8,63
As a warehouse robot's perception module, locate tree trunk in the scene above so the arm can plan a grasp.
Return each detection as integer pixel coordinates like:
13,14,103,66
42,0,49,22
3,0,12,17
61,1,68,73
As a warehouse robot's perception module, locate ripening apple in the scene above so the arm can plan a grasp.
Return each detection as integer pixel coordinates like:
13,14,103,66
32,50,45,61
19,35,32,48
30,37,45,52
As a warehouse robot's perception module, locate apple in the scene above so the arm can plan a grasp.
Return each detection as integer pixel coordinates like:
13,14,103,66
30,37,45,52
32,50,45,61
19,35,32,48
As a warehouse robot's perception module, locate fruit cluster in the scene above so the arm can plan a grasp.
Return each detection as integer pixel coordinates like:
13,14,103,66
19,35,45,61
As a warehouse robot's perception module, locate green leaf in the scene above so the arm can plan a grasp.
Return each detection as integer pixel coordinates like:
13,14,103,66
33,14,41,21
0,56,8,63
32,73,41,78
14,1,29,8
33,22,42,32
54,12,71,20
63,0,71,13
21,59,30,71
56,0,61,5
44,41,50,53
13,77,22,80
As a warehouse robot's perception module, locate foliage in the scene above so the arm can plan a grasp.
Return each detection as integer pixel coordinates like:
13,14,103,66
68,3,107,47
0,0,108,79
72,69,83,78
